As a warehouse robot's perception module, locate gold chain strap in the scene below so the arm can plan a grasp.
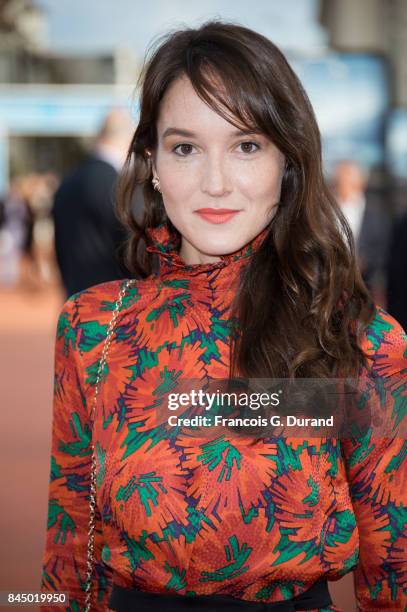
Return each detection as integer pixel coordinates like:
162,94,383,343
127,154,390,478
84,279,134,612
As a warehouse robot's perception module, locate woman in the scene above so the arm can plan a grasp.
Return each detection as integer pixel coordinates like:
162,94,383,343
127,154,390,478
41,22,406,612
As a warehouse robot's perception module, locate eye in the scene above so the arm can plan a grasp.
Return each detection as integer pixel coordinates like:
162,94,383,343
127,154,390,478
173,143,195,156
238,141,260,154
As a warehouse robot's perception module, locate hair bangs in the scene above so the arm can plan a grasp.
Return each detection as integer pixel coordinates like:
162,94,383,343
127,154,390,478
184,47,272,138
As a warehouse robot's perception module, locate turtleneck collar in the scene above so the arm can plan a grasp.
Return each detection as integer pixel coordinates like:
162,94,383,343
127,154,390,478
145,221,270,281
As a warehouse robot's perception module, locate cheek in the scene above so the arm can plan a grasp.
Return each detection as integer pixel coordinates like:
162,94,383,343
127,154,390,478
156,155,199,202
235,160,284,201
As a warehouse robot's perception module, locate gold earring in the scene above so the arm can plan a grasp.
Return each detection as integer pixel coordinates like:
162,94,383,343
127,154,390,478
152,176,161,192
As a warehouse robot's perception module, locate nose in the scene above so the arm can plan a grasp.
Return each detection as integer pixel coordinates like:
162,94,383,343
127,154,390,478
200,154,232,197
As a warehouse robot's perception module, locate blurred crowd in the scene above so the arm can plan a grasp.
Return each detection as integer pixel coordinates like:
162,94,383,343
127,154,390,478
0,171,59,290
0,108,406,332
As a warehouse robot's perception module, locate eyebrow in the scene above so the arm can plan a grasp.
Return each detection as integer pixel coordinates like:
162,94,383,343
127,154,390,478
162,127,261,139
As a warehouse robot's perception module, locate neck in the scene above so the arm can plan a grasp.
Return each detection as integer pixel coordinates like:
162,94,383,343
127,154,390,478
179,236,222,265
145,221,271,284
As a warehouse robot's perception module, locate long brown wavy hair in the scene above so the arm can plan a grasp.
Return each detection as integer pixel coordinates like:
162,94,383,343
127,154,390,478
116,20,375,386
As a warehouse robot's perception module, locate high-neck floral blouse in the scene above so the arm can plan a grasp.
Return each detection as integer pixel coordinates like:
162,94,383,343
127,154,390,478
41,222,407,612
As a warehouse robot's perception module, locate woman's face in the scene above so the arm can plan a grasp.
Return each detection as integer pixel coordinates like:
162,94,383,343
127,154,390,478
154,75,285,265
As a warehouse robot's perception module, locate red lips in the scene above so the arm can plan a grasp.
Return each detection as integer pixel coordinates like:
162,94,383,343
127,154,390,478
195,208,241,224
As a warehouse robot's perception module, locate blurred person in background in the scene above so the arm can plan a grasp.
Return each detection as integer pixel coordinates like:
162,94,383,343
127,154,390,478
387,209,407,332
0,175,36,288
31,172,60,287
18,172,59,290
332,160,390,305
52,108,133,297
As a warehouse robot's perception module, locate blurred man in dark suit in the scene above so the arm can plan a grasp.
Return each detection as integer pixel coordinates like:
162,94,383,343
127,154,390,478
387,211,407,332
53,108,134,297
333,161,391,306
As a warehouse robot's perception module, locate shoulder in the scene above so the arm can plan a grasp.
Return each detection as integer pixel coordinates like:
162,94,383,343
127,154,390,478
360,305,407,375
55,278,159,385
55,280,128,361
63,278,128,315
55,157,115,193
58,277,159,331
83,156,117,182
